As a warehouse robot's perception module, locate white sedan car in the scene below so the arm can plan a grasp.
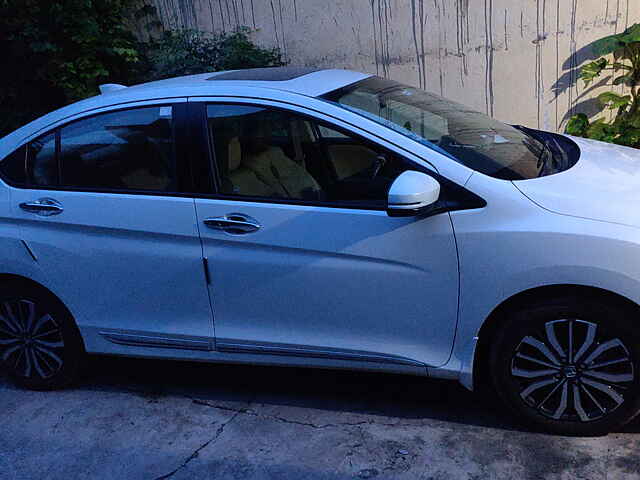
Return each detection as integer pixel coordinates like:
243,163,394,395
1,67,639,435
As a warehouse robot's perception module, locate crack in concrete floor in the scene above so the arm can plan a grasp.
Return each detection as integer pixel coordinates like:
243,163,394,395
3,356,640,480
189,397,419,430
154,409,244,480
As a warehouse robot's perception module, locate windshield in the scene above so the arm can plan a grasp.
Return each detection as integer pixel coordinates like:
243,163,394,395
322,77,554,180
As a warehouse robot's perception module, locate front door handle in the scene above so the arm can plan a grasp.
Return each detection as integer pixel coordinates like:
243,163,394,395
204,214,261,234
19,198,64,216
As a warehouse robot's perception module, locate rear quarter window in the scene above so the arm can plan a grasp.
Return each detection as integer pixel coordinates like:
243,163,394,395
29,133,58,186
0,146,27,186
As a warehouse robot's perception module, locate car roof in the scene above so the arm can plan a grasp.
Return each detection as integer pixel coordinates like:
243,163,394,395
0,68,371,155
126,68,369,96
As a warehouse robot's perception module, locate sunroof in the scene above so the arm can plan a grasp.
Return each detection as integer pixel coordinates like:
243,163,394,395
208,67,321,82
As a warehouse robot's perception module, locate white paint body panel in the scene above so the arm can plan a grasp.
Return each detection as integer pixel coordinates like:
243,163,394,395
439,171,640,388
515,136,640,228
196,199,459,367
3,70,640,391
10,188,214,349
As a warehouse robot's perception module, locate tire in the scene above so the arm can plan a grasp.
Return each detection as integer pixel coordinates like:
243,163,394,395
489,296,640,436
0,282,84,390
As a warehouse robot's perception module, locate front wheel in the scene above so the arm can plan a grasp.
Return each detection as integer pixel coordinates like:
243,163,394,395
0,284,83,390
490,297,640,435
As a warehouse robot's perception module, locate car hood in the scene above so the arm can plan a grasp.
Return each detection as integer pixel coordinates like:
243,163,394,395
514,135,640,228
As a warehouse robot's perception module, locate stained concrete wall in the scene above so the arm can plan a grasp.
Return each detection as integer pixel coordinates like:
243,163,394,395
151,0,640,132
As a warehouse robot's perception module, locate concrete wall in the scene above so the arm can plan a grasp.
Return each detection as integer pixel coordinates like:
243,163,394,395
151,0,640,132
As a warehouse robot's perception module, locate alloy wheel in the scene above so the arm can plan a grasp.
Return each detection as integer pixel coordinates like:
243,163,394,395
0,299,64,379
511,319,634,422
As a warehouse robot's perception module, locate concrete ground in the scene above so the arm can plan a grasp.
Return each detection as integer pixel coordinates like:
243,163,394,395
2,356,640,480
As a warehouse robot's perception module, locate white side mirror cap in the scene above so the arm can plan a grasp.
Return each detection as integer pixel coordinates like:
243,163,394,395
388,171,440,215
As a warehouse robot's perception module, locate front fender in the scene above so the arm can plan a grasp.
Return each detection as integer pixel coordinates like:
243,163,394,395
438,174,640,389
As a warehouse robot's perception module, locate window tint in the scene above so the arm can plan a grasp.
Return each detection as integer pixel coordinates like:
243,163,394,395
29,133,58,186
0,146,26,185
59,106,175,191
207,104,411,206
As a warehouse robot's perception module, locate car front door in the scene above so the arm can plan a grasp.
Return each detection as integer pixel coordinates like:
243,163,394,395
193,101,460,368
9,102,214,351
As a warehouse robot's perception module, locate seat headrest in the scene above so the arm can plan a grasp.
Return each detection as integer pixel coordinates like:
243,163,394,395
228,137,242,172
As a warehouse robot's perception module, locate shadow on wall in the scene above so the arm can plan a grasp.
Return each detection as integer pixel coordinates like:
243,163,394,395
551,39,617,128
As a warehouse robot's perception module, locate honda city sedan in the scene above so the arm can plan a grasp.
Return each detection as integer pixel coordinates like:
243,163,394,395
1,67,640,435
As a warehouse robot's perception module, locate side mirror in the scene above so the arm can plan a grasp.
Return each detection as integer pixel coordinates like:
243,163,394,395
387,171,441,217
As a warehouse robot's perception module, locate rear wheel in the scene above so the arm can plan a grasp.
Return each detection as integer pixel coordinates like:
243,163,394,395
0,284,83,390
490,297,640,435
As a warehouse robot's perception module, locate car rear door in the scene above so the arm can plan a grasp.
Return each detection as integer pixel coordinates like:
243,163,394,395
192,100,460,368
8,101,214,352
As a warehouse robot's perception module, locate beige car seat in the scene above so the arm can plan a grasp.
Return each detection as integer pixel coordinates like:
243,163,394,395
224,127,321,199
242,144,321,200
225,137,277,197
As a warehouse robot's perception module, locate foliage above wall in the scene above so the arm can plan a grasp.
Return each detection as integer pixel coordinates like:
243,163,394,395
0,0,140,135
566,24,640,148
0,1,285,138
141,28,285,81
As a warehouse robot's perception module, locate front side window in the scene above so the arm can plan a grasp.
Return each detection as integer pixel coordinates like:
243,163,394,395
322,76,572,180
207,104,411,207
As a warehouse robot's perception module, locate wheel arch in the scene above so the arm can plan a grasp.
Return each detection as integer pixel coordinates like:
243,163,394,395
0,273,85,349
472,284,640,392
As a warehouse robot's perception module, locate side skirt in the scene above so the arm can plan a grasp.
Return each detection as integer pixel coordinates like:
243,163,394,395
216,339,426,368
99,332,425,369
99,331,210,351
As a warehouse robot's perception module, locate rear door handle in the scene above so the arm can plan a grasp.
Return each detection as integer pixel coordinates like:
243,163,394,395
204,214,261,234
19,198,64,216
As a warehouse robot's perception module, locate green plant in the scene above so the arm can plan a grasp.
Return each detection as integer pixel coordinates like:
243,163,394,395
0,0,285,138
0,0,142,136
141,27,286,82
566,24,640,147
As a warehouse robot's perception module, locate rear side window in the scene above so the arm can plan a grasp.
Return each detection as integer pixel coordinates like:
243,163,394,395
0,145,27,185
6,106,178,193
59,107,175,191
